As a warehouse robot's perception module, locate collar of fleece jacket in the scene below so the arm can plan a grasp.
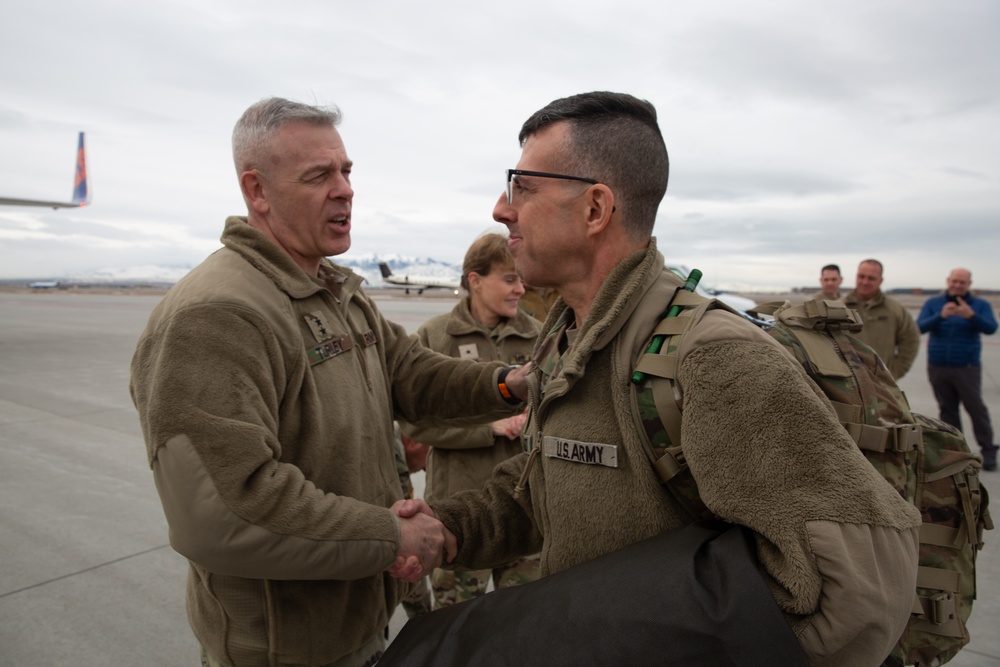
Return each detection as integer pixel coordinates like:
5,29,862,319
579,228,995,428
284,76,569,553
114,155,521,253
537,238,663,369
445,296,543,342
222,216,364,300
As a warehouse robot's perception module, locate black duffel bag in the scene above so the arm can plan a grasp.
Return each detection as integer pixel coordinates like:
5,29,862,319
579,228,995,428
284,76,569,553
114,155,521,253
379,520,807,666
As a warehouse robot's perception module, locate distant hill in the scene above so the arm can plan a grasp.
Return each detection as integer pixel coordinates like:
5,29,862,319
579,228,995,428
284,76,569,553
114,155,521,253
2,254,462,290
791,286,1000,297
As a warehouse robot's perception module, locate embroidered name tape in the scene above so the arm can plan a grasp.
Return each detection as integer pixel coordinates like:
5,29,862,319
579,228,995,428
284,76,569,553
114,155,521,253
307,334,354,366
543,436,618,468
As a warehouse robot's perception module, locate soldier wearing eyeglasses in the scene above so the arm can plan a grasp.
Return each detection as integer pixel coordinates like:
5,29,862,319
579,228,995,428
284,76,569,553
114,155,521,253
394,91,921,665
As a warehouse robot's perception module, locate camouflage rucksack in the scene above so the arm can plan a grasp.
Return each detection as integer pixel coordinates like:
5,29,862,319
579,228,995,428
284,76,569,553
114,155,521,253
631,291,992,667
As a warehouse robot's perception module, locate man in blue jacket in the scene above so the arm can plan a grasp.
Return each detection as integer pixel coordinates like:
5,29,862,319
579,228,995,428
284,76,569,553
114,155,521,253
918,268,998,471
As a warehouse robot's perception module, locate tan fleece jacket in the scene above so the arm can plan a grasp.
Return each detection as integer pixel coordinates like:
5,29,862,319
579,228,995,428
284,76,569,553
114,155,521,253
399,298,540,503
844,289,920,379
130,217,515,667
433,240,921,667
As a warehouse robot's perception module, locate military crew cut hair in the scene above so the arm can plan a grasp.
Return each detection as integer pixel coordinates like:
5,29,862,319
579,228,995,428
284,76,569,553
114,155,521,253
461,233,515,292
519,91,669,239
822,264,841,275
232,97,342,174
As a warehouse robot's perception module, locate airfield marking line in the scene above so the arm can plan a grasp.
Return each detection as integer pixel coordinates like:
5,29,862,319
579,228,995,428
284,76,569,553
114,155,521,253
0,543,173,599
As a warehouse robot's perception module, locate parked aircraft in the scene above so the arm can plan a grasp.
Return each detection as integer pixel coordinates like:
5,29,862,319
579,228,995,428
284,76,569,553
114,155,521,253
0,132,90,209
666,264,757,313
379,262,461,295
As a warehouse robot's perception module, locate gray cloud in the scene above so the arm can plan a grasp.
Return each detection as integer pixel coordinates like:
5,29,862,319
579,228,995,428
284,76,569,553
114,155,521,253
1,0,997,291
671,168,859,202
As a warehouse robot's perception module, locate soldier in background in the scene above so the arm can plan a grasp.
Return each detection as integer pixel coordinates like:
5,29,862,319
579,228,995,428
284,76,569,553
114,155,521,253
400,233,541,609
844,259,920,379
519,284,559,321
819,263,843,300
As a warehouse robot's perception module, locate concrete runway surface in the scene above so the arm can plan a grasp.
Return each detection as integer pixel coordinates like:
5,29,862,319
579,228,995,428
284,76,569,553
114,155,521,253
1,290,997,666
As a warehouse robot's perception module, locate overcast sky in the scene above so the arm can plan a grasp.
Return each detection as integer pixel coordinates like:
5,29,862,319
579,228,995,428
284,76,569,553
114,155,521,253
1,0,997,291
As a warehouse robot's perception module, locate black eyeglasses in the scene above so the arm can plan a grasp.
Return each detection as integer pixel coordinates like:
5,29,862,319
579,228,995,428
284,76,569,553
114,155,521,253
505,169,598,205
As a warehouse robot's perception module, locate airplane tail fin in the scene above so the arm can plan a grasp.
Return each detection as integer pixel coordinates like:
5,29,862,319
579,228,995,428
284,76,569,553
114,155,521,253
72,132,90,206
379,262,393,278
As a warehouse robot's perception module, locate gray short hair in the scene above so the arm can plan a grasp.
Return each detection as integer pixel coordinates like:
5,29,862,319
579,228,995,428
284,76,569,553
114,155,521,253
232,97,341,174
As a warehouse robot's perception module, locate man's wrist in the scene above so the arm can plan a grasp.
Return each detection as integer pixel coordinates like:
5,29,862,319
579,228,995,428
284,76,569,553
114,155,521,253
497,365,523,405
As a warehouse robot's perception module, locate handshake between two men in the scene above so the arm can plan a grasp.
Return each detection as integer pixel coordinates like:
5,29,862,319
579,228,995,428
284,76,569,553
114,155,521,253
390,498,456,582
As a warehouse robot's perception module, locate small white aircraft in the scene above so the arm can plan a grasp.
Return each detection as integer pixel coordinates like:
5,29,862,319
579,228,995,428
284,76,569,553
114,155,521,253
0,132,91,209
666,264,757,313
379,262,461,295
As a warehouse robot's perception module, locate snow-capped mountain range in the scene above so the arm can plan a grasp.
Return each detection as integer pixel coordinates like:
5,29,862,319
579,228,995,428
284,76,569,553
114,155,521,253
55,253,463,288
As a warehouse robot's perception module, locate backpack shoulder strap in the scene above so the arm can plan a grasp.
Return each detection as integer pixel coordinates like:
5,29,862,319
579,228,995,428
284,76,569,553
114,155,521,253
631,289,746,520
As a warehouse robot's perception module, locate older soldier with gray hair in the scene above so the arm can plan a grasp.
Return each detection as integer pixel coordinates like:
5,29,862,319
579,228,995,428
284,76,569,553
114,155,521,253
130,97,519,666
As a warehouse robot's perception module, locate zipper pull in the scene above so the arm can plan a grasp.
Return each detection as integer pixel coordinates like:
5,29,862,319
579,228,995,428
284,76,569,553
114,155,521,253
513,445,541,499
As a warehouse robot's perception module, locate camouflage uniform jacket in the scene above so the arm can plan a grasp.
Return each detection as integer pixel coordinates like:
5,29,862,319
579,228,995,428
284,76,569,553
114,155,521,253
843,289,920,379
432,239,921,667
400,297,540,503
130,217,516,667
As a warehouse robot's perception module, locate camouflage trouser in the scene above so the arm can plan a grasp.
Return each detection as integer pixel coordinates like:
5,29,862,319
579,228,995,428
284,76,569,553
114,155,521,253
430,554,541,609
200,632,385,667
401,575,433,618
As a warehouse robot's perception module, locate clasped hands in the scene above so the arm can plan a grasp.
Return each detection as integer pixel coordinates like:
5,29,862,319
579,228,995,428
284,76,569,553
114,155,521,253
942,298,974,320
389,499,457,582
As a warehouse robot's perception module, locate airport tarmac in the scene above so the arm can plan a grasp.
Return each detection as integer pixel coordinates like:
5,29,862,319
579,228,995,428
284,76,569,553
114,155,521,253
1,290,998,666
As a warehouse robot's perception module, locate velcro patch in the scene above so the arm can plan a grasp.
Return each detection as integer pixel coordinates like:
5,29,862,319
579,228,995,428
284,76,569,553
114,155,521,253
304,311,334,342
307,334,354,366
543,436,618,468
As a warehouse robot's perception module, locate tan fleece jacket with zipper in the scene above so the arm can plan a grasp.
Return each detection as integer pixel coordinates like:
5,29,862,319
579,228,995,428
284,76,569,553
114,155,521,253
130,217,516,667
432,240,921,667
843,289,920,379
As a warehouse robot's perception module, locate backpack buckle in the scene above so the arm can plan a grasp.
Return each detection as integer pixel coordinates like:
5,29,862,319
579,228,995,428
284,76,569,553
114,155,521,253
653,446,687,484
927,592,956,626
890,424,922,452
800,300,864,333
